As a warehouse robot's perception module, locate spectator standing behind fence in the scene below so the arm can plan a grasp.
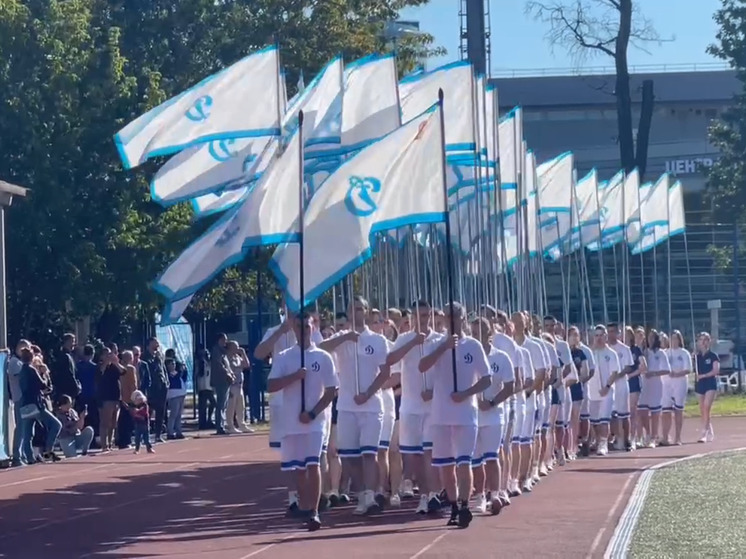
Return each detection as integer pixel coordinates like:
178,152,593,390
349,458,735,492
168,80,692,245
52,333,81,406
211,334,234,435
225,341,254,433
117,350,138,449
143,338,168,443
166,358,188,439
55,394,94,457
19,348,62,463
130,390,154,454
76,345,99,446
196,348,216,429
8,340,28,466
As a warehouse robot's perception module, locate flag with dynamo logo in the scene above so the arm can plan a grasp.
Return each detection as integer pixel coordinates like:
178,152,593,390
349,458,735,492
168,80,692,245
270,104,447,312
114,45,282,170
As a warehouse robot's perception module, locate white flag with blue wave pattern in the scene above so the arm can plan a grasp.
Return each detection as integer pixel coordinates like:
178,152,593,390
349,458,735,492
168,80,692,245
114,46,281,169
153,130,301,301
271,105,446,312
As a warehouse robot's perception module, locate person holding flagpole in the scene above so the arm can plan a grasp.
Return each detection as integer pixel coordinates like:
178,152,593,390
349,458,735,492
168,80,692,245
419,302,491,528
267,312,338,531
320,296,390,516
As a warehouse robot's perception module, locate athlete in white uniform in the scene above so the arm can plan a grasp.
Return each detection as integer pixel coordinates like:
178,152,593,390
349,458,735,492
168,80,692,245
641,330,671,448
320,296,390,516
254,307,324,513
607,323,634,451
471,317,514,515
529,314,555,482
386,300,443,515
419,302,491,529
661,330,692,446
589,325,620,456
267,313,338,532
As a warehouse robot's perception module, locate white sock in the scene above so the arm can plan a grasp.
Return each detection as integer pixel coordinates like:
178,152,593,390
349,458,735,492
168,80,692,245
288,490,298,504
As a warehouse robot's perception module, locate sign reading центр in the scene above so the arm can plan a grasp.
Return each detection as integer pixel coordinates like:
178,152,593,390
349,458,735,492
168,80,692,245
665,158,715,176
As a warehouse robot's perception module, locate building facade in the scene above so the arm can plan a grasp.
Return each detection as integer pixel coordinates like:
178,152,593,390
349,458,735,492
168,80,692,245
489,68,744,342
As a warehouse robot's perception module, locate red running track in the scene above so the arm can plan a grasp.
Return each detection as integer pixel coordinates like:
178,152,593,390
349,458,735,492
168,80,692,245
1,416,744,559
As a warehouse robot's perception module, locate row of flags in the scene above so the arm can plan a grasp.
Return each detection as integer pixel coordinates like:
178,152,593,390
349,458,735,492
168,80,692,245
113,45,687,324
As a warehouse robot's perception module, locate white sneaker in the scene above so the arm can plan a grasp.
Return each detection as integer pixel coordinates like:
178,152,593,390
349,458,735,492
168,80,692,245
241,425,255,433
597,442,608,456
364,490,380,514
522,480,533,493
390,493,401,507
415,494,429,514
353,492,368,515
401,479,415,499
539,464,549,477
475,493,488,514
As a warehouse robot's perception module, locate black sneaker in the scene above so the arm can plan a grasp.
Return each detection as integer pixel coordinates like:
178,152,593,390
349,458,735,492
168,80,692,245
427,495,441,514
318,494,329,512
307,512,321,532
579,442,590,457
44,451,61,463
374,493,387,510
339,493,351,504
625,440,634,452
446,505,459,527
457,506,473,529
286,501,301,518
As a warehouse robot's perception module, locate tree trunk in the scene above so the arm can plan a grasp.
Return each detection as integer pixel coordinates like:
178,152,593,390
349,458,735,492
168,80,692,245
635,79,655,181
615,0,636,173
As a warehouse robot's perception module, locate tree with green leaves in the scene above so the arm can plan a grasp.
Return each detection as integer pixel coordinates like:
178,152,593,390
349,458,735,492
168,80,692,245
0,0,442,344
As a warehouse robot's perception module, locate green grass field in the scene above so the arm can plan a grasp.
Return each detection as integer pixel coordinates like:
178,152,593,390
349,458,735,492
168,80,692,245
683,393,746,418
629,451,746,558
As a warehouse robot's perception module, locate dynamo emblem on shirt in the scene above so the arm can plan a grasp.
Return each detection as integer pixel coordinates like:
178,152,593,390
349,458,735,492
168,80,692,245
185,95,213,122
605,355,611,362
344,176,380,217
464,353,473,364
311,361,320,372
364,345,374,355
490,362,498,373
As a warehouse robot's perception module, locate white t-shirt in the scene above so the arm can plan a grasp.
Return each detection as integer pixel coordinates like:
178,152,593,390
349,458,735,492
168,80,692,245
516,346,535,402
647,349,671,375
539,338,560,369
392,329,443,415
261,325,323,406
522,337,548,381
381,339,399,415
555,339,578,382
668,348,692,375
479,347,514,426
609,341,634,384
588,347,620,400
425,335,491,426
267,344,338,436
330,327,388,413
580,343,596,372
492,332,519,402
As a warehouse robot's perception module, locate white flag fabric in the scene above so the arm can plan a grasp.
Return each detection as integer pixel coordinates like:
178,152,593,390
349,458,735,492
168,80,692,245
569,169,602,249
399,61,475,155
341,54,401,150
628,173,670,246
498,107,522,189
632,180,686,254
115,46,282,169
154,131,301,301
271,105,446,311
161,295,193,326
587,171,625,251
151,137,274,206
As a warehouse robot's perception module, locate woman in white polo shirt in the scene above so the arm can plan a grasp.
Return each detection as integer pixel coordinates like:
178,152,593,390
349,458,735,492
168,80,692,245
588,325,620,457
660,330,692,446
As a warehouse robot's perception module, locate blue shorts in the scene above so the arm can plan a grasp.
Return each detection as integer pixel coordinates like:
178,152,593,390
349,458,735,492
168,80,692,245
570,382,584,402
331,397,338,425
695,377,717,395
394,394,401,421
551,388,560,406
628,376,642,394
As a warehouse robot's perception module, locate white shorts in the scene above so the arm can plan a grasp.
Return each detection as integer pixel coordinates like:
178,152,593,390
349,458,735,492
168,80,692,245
380,411,396,449
589,393,614,425
269,402,282,449
431,424,478,467
336,410,383,457
580,384,590,419
613,379,631,418
280,431,324,471
511,400,525,445
662,377,688,411
473,421,505,467
520,396,537,444
639,378,663,413
399,412,433,454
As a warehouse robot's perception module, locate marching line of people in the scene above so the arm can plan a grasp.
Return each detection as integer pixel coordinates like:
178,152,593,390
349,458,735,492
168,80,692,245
259,297,721,532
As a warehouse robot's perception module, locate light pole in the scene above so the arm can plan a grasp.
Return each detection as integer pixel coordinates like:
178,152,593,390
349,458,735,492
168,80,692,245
0,180,28,465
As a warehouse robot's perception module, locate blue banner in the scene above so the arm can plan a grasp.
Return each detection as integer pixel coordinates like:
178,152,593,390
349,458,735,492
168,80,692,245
155,321,195,392
0,352,9,461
